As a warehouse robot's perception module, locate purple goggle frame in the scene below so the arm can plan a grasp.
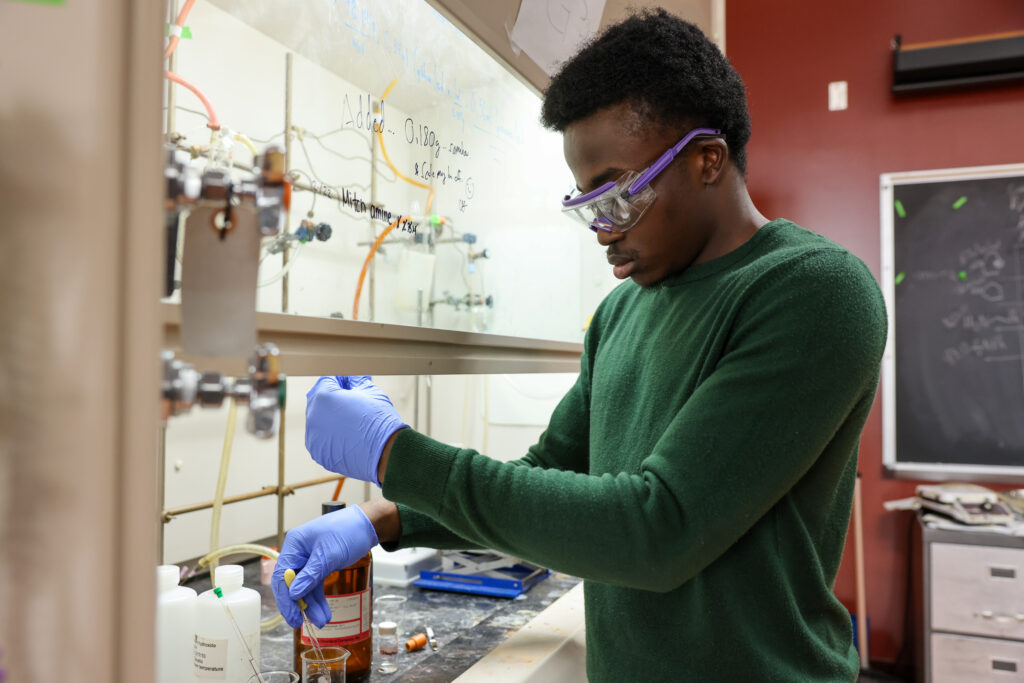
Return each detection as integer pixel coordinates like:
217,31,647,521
561,127,722,231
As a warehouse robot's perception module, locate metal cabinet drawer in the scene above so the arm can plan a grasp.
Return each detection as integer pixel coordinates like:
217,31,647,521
932,633,1024,682
932,543,1024,640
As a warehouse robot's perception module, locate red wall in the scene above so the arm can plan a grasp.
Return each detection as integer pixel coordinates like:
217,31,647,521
726,0,1024,673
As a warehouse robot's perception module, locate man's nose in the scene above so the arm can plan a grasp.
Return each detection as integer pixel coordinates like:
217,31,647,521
594,226,624,247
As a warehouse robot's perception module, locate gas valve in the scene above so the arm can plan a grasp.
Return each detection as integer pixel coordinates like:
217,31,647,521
161,343,284,439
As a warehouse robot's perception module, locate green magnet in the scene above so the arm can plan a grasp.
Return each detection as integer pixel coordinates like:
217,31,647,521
894,272,906,286
952,196,967,210
894,200,906,218
959,271,967,281
430,214,442,226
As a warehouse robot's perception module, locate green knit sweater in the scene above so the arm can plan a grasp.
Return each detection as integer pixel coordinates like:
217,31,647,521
382,219,887,682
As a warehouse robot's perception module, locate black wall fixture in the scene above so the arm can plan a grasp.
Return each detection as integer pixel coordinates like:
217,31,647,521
892,31,1024,93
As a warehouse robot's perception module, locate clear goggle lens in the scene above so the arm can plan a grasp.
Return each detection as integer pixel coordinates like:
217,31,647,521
562,171,656,233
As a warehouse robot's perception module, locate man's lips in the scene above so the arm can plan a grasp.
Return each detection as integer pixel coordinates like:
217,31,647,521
607,250,638,279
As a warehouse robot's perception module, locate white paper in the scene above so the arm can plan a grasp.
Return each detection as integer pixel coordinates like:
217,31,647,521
882,496,921,512
509,0,607,76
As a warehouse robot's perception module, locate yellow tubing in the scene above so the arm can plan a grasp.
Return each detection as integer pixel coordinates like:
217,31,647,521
234,132,258,157
197,544,285,631
209,399,237,575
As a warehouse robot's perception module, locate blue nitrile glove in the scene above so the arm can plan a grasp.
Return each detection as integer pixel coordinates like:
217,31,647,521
272,505,379,629
305,376,408,485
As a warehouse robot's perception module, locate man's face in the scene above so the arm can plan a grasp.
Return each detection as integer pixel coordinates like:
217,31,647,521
563,103,714,287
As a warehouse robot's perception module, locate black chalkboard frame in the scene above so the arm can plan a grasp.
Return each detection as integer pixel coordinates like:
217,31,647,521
881,163,1024,482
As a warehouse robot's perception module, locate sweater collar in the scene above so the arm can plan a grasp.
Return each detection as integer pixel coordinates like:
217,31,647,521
651,218,789,289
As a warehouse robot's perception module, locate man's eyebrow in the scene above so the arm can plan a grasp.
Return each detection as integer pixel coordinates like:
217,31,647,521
579,168,624,193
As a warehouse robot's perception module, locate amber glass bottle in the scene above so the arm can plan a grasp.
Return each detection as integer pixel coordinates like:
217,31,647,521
293,502,373,682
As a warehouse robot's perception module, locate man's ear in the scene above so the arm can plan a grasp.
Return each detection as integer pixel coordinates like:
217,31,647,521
697,138,729,186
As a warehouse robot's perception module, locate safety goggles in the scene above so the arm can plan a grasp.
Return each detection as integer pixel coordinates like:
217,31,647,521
561,127,722,233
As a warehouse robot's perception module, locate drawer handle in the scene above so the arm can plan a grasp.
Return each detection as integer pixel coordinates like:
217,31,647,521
975,611,1024,624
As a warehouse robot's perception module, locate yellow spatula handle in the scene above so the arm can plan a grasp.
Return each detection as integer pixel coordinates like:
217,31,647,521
282,568,310,610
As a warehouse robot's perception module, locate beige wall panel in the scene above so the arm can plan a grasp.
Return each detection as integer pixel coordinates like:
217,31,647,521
0,0,162,681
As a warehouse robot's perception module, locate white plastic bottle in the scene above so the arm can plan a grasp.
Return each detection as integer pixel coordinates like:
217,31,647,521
194,564,261,682
156,565,197,683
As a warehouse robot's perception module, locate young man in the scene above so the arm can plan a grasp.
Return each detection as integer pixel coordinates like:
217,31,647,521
274,9,886,681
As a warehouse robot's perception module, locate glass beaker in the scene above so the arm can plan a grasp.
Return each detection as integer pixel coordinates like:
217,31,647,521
373,595,407,629
373,595,407,674
248,673,299,683
301,646,350,683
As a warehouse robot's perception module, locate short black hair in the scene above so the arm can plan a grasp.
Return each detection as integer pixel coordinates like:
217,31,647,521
540,8,752,174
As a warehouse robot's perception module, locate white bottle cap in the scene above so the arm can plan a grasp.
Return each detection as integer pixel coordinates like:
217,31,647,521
214,564,244,593
379,621,397,636
157,565,181,592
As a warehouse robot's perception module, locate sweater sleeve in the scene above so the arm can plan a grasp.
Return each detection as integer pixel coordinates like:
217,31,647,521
387,330,595,550
382,251,886,591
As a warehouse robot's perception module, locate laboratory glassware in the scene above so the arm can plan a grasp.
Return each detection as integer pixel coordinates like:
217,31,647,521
294,503,372,681
248,673,298,683
301,646,350,683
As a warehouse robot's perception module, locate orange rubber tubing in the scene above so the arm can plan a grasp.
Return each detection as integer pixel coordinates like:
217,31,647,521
164,0,197,61
353,215,406,321
350,123,435,320
352,78,440,321
331,476,347,502
165,70,220,130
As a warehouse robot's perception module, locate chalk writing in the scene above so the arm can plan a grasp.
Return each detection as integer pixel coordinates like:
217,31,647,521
941,306,1024,332
1010,183,1024,241
915,240,1007,302
943,334,1008,365
959,241,1003,266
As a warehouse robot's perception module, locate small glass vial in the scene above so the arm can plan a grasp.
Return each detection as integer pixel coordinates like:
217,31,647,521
378,621,399,673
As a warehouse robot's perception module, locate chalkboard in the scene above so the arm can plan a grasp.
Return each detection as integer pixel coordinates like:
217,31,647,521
881,164,1024,480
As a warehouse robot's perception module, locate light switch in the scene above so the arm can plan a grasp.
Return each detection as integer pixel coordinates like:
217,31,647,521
828,81,848,111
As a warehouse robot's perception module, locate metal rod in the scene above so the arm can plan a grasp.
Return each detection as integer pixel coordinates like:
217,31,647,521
853,474,870,668
157,423,168,562
162,474,345,522
413,377,420,432
165,0,178,140
282,52,293,314
276,393,286,549
414,290,424,430
425,375,432,436
356,236,464,248
369,111,378,321
171,141,373,209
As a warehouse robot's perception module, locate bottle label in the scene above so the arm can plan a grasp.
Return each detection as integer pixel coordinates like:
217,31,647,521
301,587,371,646
193,635,228,680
